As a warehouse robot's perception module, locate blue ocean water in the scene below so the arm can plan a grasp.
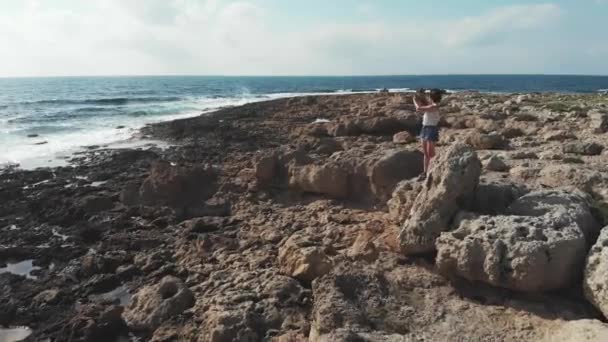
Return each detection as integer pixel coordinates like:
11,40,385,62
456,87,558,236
1,75,607,168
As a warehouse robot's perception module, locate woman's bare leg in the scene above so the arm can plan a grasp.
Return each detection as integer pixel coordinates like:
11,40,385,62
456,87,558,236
427,141,435,172
422,140,429,174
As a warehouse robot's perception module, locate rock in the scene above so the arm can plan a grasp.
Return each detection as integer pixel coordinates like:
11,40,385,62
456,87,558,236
328,121,359,137
313,138,342,155
544,130,576,142
122,161,218,214
255,155,278,183
436,189,600,292
78,195,114,214
65,304,127,341
368,149,424,201
34,289,61,305
399,143,482,254
288,163,349,199
183,216,229,234
34,141,48,145
509,166,540,180
123,276,195,331
472,181,528,215
346,231,379,263
356,116,417,136
393,131,416,144
328,116,418,137
542,320,608,342
563,142,604,156
501,127,525,138
466,132,506,150
387,179,422,223
116,125,126,129
484,155,509,172
589,109,608,133
509,151,538,160
27,134,39,138
278,231,333,282
513,113,538,122
515,94,529,104
584,227,608,318
539,164,603,192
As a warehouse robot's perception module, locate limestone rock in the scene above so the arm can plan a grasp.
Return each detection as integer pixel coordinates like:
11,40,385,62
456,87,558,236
472,181,528,215
255,155,278,183
539,164,603,192
387,179,422,223
466,132,506,150
278,232,333,282
368,149,423,201
589,109,608,133
510,166,540,180
484,155,509,172
78,195,114,214
509,151,538,160
288,163,349,199
542,320,608,342
563,142,604,156
584,227,608,318
123,276,195,331
436,189,600,292
543,130,576,142
393,131,416,144
399,143,481,254
122,161,218,213
346,231,379,263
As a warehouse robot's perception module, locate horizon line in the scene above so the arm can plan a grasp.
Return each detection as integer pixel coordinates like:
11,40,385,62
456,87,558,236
1,73,608,79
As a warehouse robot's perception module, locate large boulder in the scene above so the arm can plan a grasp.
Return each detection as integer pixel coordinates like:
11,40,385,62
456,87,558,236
121,161,218,213
288,163,349,199
278,231,333,282
399,143,482,254
123,276,195,331
436,189,600,292
584,227,608,318
368,149,423,201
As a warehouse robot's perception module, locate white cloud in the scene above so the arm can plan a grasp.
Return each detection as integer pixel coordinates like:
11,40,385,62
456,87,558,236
0,1,600,76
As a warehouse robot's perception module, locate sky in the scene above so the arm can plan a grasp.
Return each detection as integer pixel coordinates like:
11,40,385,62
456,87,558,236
0,0,606,77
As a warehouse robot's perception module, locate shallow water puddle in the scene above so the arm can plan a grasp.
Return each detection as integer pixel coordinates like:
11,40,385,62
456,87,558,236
0,326,32,342
0,260,41,279
90,285,132,306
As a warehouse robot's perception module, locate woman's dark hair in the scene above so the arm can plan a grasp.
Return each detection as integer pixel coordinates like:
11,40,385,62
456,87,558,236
429,88,443,103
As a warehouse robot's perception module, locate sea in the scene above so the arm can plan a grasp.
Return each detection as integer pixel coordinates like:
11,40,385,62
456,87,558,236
1,75,607,169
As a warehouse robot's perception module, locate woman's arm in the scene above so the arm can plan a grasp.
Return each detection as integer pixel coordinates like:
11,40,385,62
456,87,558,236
415,103,439,112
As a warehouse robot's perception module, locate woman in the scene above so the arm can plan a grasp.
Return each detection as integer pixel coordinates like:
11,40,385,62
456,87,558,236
413,88,443,180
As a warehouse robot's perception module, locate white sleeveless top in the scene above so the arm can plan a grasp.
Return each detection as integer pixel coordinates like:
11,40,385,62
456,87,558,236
423,111,440,126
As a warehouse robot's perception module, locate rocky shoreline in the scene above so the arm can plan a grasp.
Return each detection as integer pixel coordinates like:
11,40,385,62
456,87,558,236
2,91,608,341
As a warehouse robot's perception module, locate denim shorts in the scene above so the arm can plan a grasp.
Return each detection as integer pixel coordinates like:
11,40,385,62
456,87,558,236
420,125,439,142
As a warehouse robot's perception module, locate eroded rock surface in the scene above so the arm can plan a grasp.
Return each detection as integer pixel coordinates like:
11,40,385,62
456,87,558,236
437,189,600,291
399,143,482,254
